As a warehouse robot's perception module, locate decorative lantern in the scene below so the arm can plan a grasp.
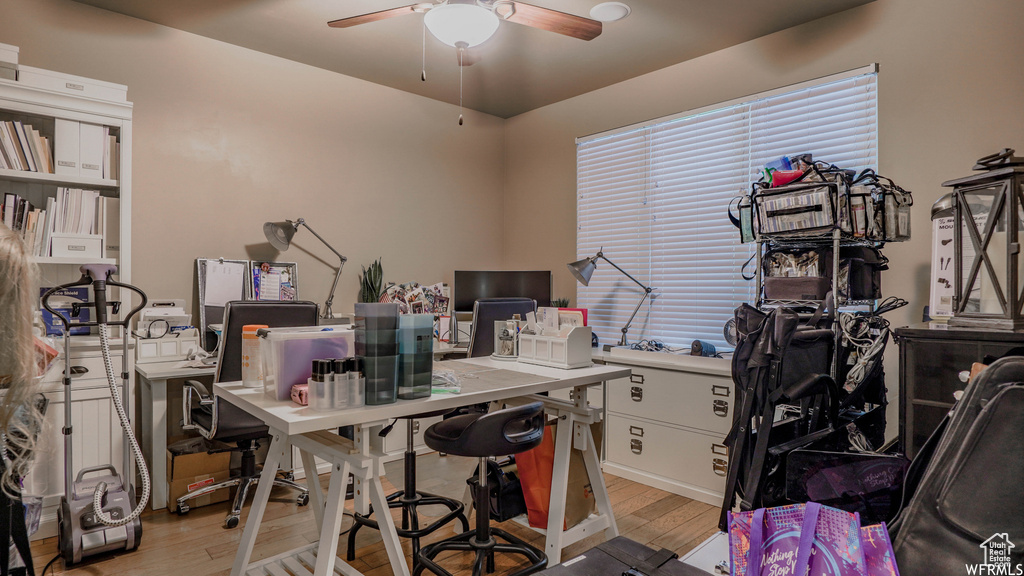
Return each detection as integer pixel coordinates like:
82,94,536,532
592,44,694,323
942,161,1024,329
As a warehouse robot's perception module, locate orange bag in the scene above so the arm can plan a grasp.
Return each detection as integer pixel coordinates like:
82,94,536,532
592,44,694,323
514,425,557,529
515,424,598,530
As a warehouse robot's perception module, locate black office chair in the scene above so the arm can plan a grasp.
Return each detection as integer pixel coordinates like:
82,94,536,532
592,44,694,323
178,300,317,528
415,402,548,576
467,298,537,358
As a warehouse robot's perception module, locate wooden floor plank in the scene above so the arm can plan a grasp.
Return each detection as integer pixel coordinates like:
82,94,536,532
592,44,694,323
34,453,719,575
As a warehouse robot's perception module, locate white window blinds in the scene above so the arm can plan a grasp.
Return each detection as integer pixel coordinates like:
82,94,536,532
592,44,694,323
576,68,878,349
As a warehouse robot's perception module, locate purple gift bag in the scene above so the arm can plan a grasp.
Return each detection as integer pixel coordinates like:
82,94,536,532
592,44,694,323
860,523,899,576
728,502,866,576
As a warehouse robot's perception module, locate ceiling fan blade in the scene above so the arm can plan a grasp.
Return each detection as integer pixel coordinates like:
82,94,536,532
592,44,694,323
501,1,602,41
328,4,419,28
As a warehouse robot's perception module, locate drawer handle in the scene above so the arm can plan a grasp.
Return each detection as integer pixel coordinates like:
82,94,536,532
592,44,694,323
713,399,729,417
711,443,728,456
630,386,644,402
630,438,643,454
629,425,644,437
713,458,728,476
630,374,644,384
712,385,730,397
70,365,89,377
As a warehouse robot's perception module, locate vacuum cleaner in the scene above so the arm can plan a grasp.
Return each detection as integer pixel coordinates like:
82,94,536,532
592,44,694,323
41,264,149,565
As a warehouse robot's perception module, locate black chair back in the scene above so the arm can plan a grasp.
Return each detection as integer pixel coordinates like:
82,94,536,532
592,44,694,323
468,298,537,358
215,300,320,383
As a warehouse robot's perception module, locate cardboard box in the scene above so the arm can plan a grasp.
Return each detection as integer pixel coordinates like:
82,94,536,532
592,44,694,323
167,438,232,511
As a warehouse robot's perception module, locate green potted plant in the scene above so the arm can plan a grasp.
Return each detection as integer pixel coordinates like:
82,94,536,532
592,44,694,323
552,298,571,308
358,259,383,303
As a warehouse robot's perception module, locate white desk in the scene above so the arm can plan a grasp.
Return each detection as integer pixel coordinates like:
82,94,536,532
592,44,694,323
217,358,630,576
136,360,217,510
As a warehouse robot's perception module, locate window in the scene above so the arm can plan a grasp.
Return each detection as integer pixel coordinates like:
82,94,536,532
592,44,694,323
576,66,878,349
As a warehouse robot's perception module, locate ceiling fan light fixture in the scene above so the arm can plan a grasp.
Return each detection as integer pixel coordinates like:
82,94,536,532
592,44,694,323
423,2,500,47
589,1,630,22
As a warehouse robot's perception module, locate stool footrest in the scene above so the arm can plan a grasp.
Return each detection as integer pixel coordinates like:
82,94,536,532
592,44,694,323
416,527,547,576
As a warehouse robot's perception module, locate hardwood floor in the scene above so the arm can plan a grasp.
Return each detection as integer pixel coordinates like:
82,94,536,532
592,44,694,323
29,453,720,576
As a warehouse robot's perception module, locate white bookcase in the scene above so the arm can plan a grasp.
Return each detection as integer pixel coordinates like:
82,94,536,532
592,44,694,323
0,73,133,539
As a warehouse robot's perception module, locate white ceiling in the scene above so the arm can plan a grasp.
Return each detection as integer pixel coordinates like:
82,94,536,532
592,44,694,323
71,0,875,118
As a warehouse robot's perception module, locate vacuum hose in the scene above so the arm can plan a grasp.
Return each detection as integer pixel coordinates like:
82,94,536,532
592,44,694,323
93,324,150,525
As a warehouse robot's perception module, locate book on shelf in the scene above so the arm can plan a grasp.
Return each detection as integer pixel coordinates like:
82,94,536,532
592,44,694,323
2,192,15,229
103,132,118,180
12,122,35,172
39,197,54,257
26,128,43,173
0,122,21,170
4,122,28,171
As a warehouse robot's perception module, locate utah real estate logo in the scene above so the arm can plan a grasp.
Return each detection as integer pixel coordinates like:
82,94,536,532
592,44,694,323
966,533,1022,575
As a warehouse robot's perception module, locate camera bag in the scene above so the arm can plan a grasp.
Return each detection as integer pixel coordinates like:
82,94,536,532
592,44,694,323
761,246,887,302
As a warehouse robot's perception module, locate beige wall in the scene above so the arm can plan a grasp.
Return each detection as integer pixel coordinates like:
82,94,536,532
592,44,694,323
503,0,1024,331
1,0,507,316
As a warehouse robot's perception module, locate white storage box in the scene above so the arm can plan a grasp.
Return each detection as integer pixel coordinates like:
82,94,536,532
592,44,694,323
18,65,127,103
136,329,201,364
49,233,102,258
518,326,592,369
0,43,17,81
260,326,355,401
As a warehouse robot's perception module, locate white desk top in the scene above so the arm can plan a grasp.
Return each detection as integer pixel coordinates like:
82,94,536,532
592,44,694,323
213,357,630,436
136,360,217,380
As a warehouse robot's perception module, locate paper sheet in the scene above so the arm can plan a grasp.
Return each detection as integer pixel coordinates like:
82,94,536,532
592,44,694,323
204,261,247,308
259,272,282,301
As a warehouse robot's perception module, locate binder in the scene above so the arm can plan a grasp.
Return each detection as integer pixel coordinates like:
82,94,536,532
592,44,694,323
54,118,80,176
79,122,104,178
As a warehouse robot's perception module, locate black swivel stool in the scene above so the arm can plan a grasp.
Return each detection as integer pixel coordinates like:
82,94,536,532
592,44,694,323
347,409,469,564
416,402,548,576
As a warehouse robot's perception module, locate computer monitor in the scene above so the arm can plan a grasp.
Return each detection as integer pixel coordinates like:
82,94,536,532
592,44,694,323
453,270,552,312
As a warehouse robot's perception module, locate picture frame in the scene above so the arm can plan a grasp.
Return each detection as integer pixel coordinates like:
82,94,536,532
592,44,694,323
250,261,299,302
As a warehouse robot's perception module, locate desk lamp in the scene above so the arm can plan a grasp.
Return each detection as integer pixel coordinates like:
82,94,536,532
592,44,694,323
264,219,347,320
568,250,653,347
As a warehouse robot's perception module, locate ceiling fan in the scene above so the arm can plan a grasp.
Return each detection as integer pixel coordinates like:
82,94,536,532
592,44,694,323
328,1,603,62
329,1,603,124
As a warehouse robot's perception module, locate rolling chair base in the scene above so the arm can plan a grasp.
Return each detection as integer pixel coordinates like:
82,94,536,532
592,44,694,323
415,527,547,576
176,473,309,529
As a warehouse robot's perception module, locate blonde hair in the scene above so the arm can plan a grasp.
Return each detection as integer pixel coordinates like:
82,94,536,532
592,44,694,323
0,225,44,497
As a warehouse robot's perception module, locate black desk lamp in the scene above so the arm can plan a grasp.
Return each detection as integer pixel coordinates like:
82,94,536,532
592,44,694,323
264,219,347,320
568,250,653,347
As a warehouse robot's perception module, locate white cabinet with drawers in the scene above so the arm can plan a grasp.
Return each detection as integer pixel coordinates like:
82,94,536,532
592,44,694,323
602,352,732,506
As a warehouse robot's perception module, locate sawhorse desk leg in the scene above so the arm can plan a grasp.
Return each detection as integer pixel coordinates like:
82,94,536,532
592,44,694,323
231,431,289,576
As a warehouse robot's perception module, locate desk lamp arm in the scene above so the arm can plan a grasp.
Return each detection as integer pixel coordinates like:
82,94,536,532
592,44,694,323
595,252,654,347
297,219,348,319
597,252,649,292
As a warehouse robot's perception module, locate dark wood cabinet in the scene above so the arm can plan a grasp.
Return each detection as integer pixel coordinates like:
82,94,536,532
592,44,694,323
895,323,1024,458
